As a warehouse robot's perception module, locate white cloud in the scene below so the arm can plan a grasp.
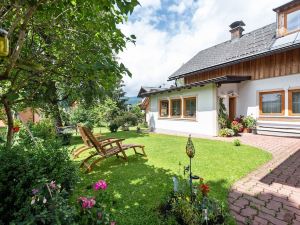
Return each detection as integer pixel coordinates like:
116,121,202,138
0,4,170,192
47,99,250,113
120,0,290,96
138,0,161,9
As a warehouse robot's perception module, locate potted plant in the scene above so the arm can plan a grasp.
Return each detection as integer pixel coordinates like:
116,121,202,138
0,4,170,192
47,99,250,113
243,116,256,133
231,121,243,136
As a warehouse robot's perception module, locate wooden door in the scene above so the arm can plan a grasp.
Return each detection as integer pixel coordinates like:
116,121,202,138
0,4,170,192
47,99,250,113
229,97,236,121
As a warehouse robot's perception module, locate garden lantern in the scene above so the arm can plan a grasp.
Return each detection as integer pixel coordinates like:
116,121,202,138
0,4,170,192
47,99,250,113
185,135,199,202
0,29,9,57
186,134,195,158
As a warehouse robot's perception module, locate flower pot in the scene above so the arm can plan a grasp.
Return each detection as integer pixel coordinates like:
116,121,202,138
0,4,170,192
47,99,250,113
243,128,252,133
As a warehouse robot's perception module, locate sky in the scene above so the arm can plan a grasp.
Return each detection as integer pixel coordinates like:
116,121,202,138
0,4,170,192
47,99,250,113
119,0,290,97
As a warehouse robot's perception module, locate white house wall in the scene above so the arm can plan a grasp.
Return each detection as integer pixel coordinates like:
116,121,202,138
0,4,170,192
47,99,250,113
148,84,218,136
238,73,300,118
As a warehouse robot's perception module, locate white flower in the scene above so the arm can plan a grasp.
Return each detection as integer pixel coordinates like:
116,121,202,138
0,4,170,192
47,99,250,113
31,197,35,205
43,197,47,204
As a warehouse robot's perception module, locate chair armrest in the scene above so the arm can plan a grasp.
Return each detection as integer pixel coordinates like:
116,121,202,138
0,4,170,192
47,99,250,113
101,139,125,148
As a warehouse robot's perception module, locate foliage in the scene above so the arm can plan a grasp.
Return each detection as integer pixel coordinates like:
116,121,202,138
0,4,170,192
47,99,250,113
243,115,257,129
70,106,98,130
76,180,116,225
13,180,77,224
233,139,241,147
219,128,234,137
159,175,227,224
130,105,145,125
0,0,139,146
108,121,120,133
218,98,230,129
231,121,243,136
18,118,56,145
95,98,119,126
0,139,78,223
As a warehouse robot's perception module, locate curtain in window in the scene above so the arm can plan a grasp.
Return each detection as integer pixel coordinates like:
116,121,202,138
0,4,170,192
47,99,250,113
160,101,169,117
171,100,181,116
262,93,282,114
185,99,196,117
292,92,300,114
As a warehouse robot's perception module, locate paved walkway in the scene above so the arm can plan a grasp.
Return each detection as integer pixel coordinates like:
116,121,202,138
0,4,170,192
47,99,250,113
226,134,300,225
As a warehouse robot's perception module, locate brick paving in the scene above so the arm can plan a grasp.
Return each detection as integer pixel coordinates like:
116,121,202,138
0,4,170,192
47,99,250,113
225,134,300,225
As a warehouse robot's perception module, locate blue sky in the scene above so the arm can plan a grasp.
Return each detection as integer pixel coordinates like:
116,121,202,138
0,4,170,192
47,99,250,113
119,0,290,96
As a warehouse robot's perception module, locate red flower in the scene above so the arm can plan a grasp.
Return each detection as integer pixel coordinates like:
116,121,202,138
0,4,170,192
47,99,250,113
12,126,20,133
199,184,210,196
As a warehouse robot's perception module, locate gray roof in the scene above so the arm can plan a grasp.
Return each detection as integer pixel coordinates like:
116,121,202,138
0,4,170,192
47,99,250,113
168,23,300,80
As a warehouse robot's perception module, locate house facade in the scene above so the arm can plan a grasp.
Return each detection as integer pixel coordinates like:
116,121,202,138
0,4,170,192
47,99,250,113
138,0,300,137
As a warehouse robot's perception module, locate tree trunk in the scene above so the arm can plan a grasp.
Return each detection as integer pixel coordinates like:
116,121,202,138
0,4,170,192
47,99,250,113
2,98,13,148
52,102,63,127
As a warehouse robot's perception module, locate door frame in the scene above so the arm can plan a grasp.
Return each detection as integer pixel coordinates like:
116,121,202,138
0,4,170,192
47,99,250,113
228,97,237,121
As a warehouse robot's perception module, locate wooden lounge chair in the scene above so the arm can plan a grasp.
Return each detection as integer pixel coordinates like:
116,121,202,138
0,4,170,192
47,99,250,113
80,126,146,173
72,126,116,158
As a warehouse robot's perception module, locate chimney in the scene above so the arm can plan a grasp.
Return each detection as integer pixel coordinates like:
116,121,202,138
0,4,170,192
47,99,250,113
229,21,245,40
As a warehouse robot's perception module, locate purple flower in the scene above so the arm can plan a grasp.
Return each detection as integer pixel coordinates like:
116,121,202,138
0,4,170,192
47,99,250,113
49,181,56,189
93,180,107,191
32,189,39,195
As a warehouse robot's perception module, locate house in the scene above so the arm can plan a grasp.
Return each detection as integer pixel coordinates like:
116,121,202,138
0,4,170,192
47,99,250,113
138,0,300,137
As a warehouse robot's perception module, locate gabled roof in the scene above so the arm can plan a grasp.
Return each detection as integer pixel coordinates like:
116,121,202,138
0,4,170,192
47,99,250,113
137,86,168,98
168,23,300,80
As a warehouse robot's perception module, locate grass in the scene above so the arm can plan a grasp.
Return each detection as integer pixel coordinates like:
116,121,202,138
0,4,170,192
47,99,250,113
70,128,272,225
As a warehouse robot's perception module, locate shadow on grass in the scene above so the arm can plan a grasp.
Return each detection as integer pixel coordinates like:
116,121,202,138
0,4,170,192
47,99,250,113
72,154,233,225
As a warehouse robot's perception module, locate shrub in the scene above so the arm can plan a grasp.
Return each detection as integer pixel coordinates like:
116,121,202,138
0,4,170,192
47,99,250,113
219,128,234,137
70,106,97,130
231,121,243,135
0,139,78,223
13,180,77,224
108,121,120,133
233,139,241,146
76,180,116,224
159,177,228,225
18,119,57,146
243,115,256,129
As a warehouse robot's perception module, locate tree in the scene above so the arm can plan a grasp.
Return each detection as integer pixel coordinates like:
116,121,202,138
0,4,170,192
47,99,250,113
0,0,139,147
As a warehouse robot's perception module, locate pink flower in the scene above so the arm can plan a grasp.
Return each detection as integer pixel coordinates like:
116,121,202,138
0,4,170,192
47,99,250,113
93,180,107,191
49,181,56,189
110,222,116,225
78,197,96,209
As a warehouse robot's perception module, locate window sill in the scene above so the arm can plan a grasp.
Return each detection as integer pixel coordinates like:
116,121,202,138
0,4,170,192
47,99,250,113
158,117,197,122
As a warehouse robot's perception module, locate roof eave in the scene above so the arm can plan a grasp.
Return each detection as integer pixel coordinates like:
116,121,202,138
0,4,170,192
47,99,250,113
168,42,300,81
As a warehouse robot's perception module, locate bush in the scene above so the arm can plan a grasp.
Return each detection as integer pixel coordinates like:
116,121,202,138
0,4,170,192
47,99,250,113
70,106,97,130
108,121,119,133
233,139,241,146
243,115,256,129
18,119,56,145
0,139,78,223
219,128,234,137
159,177,228,225
231,121,243,135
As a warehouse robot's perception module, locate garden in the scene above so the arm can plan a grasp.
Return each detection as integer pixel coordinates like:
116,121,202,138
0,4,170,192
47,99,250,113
0,1,272,224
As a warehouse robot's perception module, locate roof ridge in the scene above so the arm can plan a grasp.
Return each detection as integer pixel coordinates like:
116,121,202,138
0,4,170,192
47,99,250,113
168,22,276,80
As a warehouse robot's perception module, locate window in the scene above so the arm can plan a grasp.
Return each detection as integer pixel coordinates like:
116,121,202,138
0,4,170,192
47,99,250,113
184,97,196,117
287,10,300,33
160,100,169,117
259,91,285,115
289,89,300,115
171,99,182,117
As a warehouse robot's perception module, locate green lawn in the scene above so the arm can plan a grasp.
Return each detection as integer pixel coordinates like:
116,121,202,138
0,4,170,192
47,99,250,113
70,128,272,225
